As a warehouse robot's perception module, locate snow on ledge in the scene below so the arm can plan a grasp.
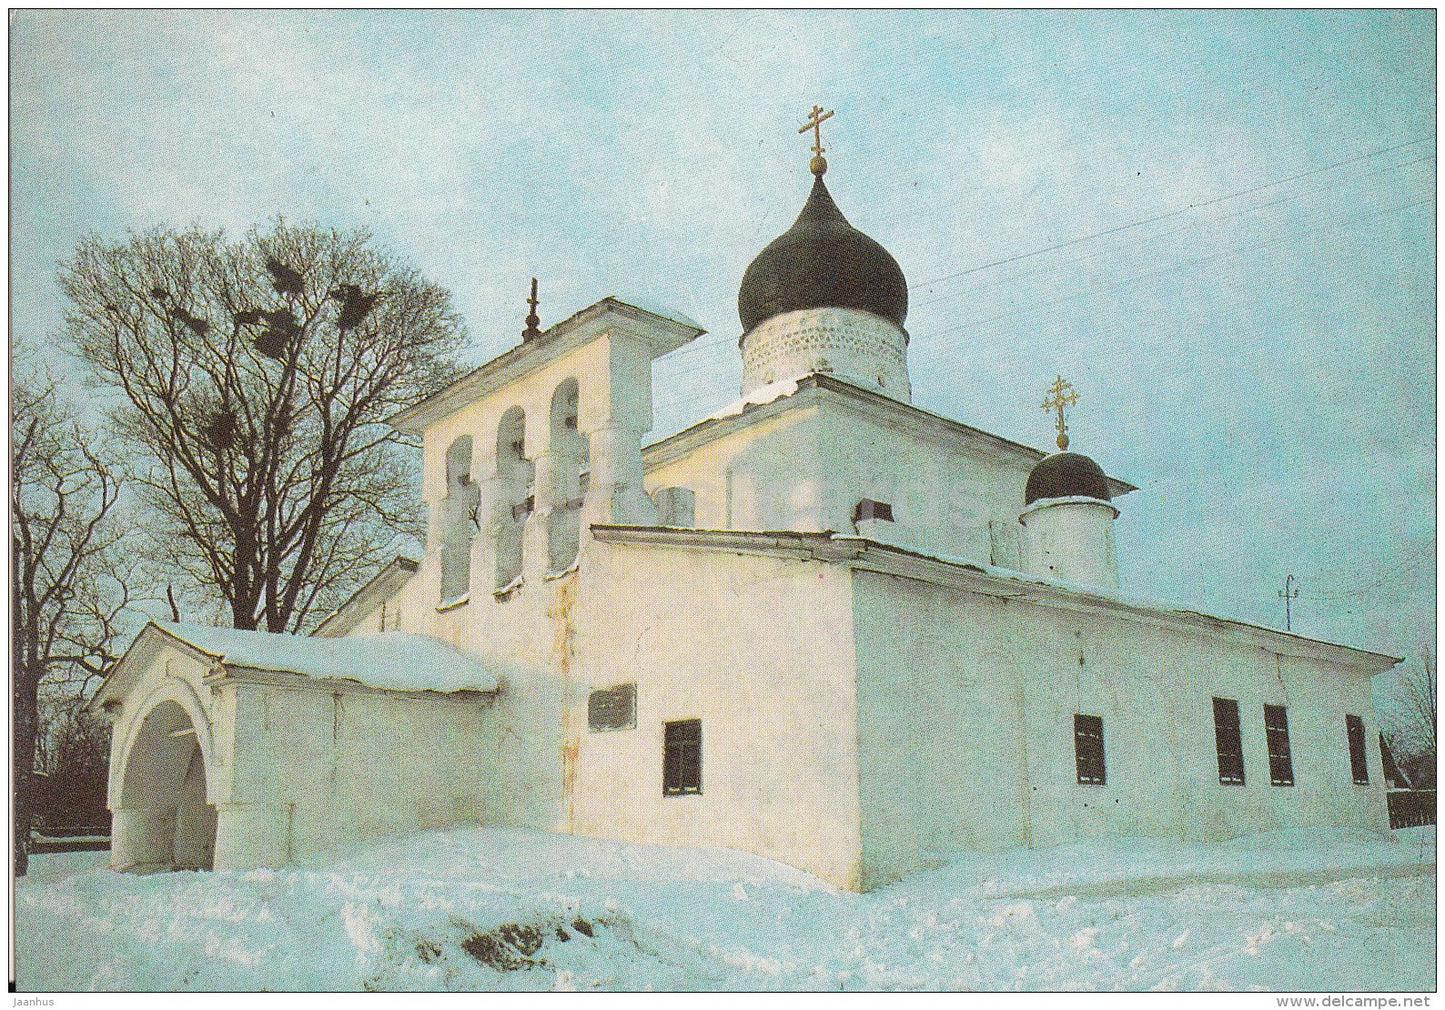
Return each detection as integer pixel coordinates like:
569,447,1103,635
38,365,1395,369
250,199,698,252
707,378,800,420
153,621,498,694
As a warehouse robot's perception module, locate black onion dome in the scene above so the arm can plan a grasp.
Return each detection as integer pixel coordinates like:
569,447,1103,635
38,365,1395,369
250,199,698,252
1025,452,1111,505
738,175,908,335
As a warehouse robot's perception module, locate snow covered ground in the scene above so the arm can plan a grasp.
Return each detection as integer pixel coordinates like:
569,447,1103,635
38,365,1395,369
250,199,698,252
13,825,1435,992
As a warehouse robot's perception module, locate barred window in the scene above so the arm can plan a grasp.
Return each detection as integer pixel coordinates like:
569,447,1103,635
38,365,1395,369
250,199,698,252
1213,697,1245,785
587,684,636,732
663,719,702,796
1345,714,1369,785
1074,714,1106,785
1264,704,1294,786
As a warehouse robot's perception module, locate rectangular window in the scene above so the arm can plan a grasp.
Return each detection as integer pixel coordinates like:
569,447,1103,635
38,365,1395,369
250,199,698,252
1212,697,1246,785
1074,714,1106,785
1264,704,1294,786
587,684,636,732
663,719,702,796
1346,714,1369,785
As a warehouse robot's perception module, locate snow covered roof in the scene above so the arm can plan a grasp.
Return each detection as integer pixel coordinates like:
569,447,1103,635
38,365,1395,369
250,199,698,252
312,554,420,639
145,621,498,694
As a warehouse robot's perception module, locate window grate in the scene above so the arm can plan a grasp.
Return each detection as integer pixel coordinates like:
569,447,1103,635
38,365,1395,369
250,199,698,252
1213,697,1245,785
1264,704,1294,786
663,719,702,796
1074,714,1106,785
1345,714,1369,785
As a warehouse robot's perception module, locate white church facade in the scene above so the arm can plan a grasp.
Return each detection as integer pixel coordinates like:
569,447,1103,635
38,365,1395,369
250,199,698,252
92,120,1399,891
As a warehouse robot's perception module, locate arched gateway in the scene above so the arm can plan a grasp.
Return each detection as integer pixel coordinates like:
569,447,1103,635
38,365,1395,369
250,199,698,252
111,699,216,871
90,621,498,873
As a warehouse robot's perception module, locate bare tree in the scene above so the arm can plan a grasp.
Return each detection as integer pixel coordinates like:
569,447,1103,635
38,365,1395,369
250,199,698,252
12,356,130,875
63,219,464,632
1382,644,1437,788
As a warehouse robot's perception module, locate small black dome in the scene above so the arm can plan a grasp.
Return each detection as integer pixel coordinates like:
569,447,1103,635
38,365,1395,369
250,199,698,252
738,175,908,335
1025,452,1111,505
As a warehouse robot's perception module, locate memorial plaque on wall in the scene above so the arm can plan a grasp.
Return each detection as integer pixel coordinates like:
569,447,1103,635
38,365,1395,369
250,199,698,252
588,683,636,732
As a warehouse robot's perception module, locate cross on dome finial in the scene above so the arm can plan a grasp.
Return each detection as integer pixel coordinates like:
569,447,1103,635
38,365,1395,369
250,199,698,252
799,104,835,176
522,277,542,342
1041,374,1079,451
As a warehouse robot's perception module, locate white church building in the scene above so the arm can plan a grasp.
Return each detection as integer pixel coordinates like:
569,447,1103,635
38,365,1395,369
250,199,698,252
92,122,1399,891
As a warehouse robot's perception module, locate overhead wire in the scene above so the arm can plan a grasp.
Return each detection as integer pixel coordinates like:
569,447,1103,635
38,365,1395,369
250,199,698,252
646,132,1435,418
913,133,1434,291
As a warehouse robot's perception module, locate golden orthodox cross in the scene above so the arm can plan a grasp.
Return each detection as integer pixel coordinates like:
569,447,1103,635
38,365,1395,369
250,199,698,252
1041,374,1079,451
799,104,835,175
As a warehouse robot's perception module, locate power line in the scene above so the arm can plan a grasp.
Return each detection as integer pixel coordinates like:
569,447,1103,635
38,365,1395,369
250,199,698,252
905,193,1435,354
913,150,1435,311
650,135,1434,378
914,134,1434,292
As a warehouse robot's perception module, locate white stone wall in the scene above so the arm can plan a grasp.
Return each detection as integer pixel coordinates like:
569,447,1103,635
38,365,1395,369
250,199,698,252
851,569,1391,888
741,307,911,400
103,638,495,870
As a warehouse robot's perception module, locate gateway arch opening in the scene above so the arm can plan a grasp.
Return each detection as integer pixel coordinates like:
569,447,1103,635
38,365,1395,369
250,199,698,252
113,700,216,871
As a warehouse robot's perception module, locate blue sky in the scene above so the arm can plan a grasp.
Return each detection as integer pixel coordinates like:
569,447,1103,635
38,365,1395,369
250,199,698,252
10,10,1436,674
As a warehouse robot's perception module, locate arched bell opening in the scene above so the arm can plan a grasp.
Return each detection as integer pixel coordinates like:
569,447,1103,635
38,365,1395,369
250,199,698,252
113,700,217,872
546,378,585,571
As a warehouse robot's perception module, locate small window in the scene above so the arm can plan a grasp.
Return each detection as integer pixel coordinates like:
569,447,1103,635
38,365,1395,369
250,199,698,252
1345,714,1369,785
1264,704,1294,786
854,499,894,524
1073,714,1106,785
1213,697,1245,785
663,719,702,796
588,684,636,732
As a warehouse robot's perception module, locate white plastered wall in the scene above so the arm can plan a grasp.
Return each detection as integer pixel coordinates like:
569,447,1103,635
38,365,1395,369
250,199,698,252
850,569,1391,888
380,322,671,835
225,677,494,864
644,390,1037,566
568,542,866,890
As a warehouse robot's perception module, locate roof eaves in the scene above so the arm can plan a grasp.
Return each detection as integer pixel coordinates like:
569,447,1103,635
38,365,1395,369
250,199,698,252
589,525,1396,671
390,298,705,434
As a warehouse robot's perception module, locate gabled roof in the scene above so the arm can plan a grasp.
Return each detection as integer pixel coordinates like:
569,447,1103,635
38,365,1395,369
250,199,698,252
93,621,498,708
312,554,419,638
642,373,1138,498
389,296,705,435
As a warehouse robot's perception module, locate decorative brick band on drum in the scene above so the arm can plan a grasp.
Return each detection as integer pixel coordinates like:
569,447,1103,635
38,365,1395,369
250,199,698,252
741,306,911,400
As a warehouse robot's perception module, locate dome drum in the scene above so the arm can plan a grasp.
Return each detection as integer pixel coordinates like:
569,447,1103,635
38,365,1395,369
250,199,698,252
740,306,911,400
